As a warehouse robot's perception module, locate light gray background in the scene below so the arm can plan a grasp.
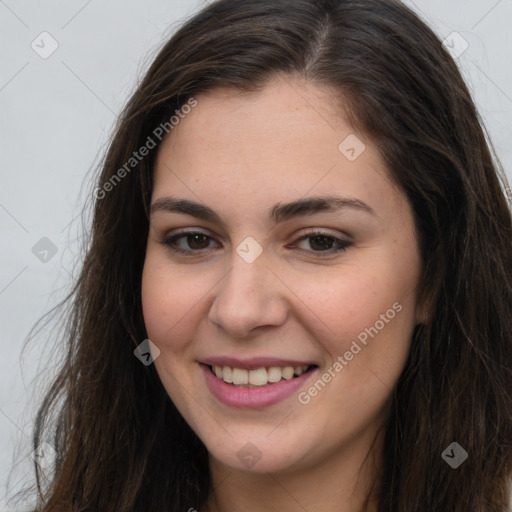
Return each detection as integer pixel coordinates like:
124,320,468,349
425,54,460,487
1,1,511,510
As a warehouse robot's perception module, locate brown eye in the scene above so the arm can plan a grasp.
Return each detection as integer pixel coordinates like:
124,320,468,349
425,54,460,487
186,233,211,249
291,231,353,256
159,231,220,254
308,235,337,251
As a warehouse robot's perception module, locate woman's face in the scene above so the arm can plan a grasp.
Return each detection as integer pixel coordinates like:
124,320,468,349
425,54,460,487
142,76,422,475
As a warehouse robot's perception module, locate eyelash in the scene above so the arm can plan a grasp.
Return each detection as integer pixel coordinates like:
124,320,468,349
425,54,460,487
157,229,353,257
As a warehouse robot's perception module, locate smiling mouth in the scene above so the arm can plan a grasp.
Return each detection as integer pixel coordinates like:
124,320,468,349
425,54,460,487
207,364,317,387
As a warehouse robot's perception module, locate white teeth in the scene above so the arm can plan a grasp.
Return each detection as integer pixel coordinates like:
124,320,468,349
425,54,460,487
211,364,311,386
282,366,294,380
223,366,233,383
267,366,282,383
248,368,268,386
232,368,249,385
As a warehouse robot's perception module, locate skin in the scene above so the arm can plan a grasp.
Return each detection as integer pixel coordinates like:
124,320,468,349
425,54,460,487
141,75,423,512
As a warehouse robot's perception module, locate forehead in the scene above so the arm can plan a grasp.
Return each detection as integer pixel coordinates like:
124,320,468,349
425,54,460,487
152,76,403,222
160,76,347,161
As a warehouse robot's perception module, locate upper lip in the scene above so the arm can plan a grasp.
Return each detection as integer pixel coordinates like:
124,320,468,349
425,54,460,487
200,356,316,370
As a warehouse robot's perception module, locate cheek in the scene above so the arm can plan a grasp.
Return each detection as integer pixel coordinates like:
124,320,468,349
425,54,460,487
295,263,417,436
141,256,206,354
300,267,413,339
298,250,419,376
140,256,210,418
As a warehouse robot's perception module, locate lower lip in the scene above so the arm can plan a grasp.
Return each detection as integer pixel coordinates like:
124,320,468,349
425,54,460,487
201,364,316,408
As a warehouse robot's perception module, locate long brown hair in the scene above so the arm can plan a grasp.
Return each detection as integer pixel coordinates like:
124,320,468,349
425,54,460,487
28,0,512,510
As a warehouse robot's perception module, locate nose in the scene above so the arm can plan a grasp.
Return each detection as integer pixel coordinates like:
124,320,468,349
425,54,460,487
208,251,289,338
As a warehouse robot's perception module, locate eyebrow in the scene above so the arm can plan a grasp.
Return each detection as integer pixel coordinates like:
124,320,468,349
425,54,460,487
150,195,376,226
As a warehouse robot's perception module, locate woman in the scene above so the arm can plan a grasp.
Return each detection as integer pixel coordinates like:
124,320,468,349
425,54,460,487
30,0,512,511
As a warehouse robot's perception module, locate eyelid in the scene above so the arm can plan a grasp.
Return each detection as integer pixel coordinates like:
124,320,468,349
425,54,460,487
160,226,351,242
287,229,353,255
157,228,220,252
292,227,352,241
158,227,353,256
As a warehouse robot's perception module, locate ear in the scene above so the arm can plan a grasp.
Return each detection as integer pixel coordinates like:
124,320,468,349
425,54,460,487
415,295,431,325
415,308,429,325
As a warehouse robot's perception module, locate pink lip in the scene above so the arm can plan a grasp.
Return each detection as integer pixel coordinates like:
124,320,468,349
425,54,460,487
201,356,314,370
200,363,317,408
